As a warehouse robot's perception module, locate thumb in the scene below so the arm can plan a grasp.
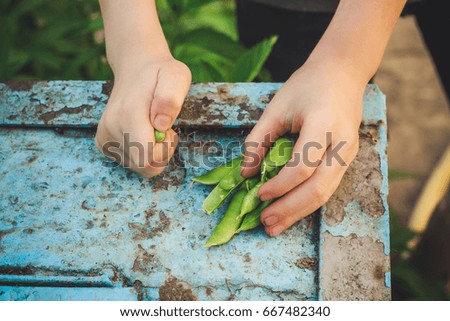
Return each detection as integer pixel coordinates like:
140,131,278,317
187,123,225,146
150,63,191,132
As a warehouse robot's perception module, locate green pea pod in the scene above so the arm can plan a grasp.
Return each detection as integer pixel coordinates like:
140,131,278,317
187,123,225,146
236,200,275,233
261,138,293,177
266,165,282,180
154,130,166,143
202,163,246,214
218,175,236,190
205,189,247,248
239,181,263,218
193,157,242,185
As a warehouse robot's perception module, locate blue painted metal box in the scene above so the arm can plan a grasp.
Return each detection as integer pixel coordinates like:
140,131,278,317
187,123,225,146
0,81,390,300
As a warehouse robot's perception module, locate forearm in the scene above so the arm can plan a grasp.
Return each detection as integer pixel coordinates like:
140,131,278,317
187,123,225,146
307,0,407,85
99,0,171,76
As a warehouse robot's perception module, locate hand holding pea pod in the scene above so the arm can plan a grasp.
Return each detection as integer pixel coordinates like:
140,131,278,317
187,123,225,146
193,137,293,247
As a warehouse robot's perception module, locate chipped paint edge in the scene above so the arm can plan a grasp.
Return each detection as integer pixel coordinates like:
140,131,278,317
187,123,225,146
318,86,391,300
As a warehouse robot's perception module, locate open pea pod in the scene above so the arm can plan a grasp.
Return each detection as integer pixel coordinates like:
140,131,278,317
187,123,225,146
205,189,247,248
236,199,275,233
193,156,242,185
202,160,246,214
238,181,263,219
261,138,293,180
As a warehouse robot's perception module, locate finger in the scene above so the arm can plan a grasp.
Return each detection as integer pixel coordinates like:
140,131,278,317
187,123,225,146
260,142,357,237
258,122,329,201
150,64,191,132
241,110,286,178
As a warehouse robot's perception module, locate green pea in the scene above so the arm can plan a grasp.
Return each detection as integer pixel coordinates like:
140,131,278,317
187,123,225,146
193,156,242,185
236,200,275,233
202,162,245,214
154,130,166,143
205,189,247,248
239,181,263,218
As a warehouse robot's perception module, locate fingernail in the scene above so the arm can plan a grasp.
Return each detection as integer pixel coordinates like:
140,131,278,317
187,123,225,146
154,114,172,131
264,216,278,226
259,192,271,202
270,225,284,237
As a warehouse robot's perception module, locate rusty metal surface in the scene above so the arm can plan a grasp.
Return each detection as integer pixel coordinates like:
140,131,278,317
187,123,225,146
0,81,390,300
1,81,385,128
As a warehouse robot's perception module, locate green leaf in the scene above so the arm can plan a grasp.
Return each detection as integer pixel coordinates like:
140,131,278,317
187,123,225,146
85,14,104,33
173,43,230,80
176,28,246,60
389,169,422,180
389,209,417,254
256,67,273,82
190,60,224,82
179,1,238,41
228,35,278,82
6,51,30,76
392,260,449,300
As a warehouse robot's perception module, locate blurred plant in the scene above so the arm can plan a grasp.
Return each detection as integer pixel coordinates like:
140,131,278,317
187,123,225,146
155,0,276,82
0,0,276,82
388,170,448,300
0,0,112,79
390,209,449,300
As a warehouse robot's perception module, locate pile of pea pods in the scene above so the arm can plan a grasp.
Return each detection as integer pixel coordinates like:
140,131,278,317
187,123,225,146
193,138,294,248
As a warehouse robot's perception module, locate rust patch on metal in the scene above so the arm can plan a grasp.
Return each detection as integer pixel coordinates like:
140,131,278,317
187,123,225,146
320,232,390,300
323,130,384,226
38,105,93,124
151,155,186,190
0,230,14,242
216,84,230,95
0,265,34,275
159,275,198,301
20,155,38,166
180,96,218,122
295,257,318,271
259,91,276,104
133,280,146,301
128,208,171,240
3,80,36,91
101,82,113,97
0,230,14,251
132,244,158,275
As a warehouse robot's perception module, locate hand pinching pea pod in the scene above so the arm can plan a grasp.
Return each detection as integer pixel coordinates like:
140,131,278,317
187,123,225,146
193,137,294,247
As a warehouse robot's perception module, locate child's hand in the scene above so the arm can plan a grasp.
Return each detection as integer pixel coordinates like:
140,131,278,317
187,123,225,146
95,56,191,178
241,60,365,237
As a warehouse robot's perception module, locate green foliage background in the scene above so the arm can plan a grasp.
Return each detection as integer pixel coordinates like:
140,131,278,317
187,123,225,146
0,0,276,82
